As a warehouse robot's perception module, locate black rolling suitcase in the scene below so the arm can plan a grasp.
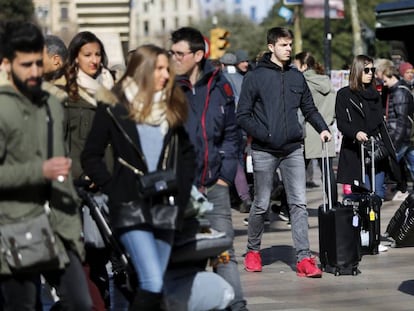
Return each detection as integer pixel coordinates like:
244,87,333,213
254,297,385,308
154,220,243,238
385,191,414,247
342,139,382,255
318,141,360,276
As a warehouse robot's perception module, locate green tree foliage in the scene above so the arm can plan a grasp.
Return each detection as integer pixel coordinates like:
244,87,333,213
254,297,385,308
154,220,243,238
0,0,34,21
262,0,395,69
192,0,395,69
190,12,266,62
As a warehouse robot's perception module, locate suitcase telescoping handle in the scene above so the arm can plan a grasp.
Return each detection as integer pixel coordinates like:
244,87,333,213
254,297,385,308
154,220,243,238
360,136,376,193
322,138,332,213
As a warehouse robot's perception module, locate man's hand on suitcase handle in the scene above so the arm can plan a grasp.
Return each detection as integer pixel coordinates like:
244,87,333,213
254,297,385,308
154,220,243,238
320,130,332,143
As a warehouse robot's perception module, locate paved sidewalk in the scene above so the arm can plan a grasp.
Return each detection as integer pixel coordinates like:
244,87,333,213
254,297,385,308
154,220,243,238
232,186,414,311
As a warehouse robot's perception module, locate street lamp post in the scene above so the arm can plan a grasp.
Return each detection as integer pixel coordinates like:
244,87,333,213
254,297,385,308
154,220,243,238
324,0,332,77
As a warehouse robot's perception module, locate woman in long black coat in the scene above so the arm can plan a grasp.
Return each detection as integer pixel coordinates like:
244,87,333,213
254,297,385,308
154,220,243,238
335,54,397,199
81,44,195,310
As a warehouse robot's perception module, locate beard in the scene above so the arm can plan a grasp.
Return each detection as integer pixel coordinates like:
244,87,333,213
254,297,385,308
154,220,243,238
11,71,43,101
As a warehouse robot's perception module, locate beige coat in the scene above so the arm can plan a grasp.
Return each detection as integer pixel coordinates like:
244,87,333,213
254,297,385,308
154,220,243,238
304,70,337,159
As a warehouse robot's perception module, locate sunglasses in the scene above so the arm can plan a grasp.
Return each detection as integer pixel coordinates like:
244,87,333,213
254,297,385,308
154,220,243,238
363,67,376,74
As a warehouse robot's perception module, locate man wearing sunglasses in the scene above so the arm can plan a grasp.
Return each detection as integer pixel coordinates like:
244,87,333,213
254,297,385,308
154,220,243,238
170,27,248,311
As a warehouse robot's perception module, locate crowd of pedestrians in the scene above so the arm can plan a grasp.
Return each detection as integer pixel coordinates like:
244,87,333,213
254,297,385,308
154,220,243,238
1,18,414,311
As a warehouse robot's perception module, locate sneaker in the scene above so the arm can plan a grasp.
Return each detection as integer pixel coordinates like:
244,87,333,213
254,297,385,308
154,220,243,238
278,210,290,222
243,217,270,226
296,257,322,278
378,244,388,252
244,251,262,272
239,199,251,213
306,181,319,188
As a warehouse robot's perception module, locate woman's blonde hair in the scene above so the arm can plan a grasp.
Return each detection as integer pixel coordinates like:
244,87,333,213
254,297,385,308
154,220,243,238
113,44,188,128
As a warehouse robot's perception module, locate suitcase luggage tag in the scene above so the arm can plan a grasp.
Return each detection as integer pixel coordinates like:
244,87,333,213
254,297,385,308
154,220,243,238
369,209,375,221
353,214,359,227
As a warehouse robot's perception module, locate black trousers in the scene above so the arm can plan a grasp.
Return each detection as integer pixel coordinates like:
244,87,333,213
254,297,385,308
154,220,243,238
0,250,92,311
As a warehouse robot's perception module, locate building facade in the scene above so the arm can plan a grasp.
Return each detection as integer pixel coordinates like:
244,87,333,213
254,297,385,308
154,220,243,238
32,0,276,61
199,0,278,23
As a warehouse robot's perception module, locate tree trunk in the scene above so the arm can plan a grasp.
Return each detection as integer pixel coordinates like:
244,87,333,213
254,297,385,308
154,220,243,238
349,0,363,56
294,5,302,55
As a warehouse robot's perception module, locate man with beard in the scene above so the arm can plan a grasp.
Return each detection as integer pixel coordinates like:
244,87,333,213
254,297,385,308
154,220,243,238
0,21,92,310
42,35,68,101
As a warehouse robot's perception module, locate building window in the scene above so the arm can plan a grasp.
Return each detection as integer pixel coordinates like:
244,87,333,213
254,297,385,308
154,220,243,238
235,0,241,4
250,6,257,22
174,17,179,29
174,0,178,10
144,21,149,36
188,16,193,25
188,0,192,9
161,19,166,31
60,7,68,21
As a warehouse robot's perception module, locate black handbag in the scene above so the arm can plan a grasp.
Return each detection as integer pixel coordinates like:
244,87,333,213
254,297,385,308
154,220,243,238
107,107,178,199
363,133,390,163
0,208,60,272
137,168,177,198
110,199,179,230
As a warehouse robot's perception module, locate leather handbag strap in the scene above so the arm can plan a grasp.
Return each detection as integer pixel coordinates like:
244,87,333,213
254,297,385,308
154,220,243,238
45,103,53,159
107,106,178,173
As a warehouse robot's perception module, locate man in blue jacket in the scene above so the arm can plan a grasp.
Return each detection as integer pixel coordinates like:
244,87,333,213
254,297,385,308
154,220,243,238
170,27,248,310
237,27,331,277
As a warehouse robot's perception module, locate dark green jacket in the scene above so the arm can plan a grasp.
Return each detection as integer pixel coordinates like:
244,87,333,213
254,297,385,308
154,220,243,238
65,90,113,181
0,83,84,274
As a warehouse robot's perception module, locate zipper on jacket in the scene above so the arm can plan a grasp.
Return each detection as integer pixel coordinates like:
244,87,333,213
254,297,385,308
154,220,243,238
282,71,287,140
349,98,364,117
346,108,352,122
200,72,216,186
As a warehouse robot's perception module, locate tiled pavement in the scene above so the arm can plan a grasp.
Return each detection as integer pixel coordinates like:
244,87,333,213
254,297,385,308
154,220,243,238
231,185,414,311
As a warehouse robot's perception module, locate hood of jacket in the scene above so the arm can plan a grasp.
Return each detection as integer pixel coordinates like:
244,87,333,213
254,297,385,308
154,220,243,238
304,69,332,96
95,86,119,106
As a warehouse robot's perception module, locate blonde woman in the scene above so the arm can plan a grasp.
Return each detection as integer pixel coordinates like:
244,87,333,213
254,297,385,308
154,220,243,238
81,44,195,310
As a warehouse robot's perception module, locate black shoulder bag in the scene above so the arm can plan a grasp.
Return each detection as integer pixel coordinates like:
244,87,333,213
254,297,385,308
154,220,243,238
106,107,178,198
106,107,179,230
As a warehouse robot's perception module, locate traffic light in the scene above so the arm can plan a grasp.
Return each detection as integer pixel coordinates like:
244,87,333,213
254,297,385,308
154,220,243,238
210,27,230,59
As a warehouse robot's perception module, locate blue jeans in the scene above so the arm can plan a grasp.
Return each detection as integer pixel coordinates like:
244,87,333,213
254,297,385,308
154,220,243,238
363,171,385,199
396,145,414,181
248,148,311,261
119,229,173,293
204,184,247,311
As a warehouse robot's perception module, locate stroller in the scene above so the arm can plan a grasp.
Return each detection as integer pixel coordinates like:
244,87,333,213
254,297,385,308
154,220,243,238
76,186,234,310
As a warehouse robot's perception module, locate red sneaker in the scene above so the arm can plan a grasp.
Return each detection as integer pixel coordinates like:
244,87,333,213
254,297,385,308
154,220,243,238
296,257,322,278
244,250,262,272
